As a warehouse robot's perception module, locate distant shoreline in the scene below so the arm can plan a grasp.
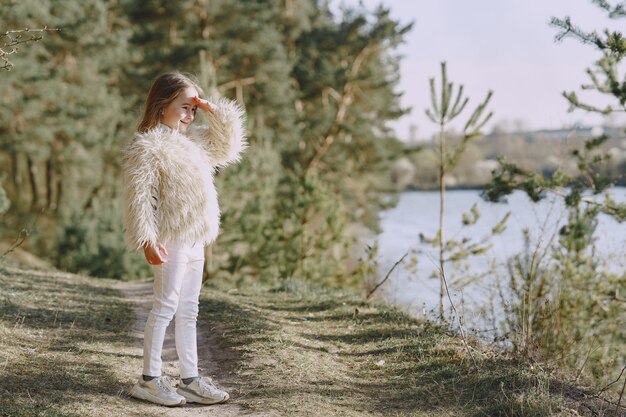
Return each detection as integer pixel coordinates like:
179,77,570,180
403,182,626,193
404,184,485,192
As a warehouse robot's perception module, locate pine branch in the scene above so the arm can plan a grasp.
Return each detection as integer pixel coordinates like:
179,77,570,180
440,62,450,119
562,91,619,114
428,77,440,117
591,0,626,18
550,17,605,49
449,84,468,119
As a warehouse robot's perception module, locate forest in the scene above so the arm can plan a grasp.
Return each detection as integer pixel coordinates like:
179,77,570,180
0,0,410,284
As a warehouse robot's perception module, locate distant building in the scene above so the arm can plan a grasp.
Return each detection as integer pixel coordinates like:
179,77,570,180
484,124,624,144
530,125,609,141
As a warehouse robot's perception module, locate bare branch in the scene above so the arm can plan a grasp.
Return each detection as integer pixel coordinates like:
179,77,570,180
367,252,407,299
0,27,59,71
0,228,29,259
305,43,377,174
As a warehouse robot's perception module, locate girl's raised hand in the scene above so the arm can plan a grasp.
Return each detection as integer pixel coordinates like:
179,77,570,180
192,96,215,113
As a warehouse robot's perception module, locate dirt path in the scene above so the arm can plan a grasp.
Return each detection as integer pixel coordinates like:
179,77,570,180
115,281,268,417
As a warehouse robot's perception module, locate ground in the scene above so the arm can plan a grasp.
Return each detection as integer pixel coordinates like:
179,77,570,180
117,281,269,417
0,259,620,416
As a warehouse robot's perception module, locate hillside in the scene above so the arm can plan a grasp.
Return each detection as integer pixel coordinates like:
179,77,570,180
0,260,618,416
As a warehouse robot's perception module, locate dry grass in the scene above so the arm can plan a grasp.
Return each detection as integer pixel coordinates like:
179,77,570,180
200,279,618,416
0,260,618,416
0,259,134,417
0,260,256,417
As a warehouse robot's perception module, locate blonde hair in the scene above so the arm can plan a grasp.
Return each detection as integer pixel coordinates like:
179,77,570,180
137,72,205,133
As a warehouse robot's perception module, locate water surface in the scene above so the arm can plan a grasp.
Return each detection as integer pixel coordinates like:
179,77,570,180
371,188,626,333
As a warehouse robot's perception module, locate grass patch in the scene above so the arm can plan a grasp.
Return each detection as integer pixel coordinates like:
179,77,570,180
0,259,617,416
201,279,615,416
0,260,134,417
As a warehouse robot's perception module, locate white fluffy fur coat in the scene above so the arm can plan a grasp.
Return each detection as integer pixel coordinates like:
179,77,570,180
121,98,247,251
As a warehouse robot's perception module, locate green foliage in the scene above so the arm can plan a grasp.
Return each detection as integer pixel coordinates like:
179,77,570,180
484,137,626,221
0,174,9,216
461,203,480,226
214,140,283,282
551,1,626,114
0,0,133,275
54,207,151,280
263,170,352,285
501,218,625,383
426,62,494,171
592,0,626,17
0,1,410,287
491,140,625,385
208,3,411,287
484,156,548,203
493,1,626,385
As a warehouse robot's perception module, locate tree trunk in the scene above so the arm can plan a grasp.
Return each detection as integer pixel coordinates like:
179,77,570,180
198,0,210,40
300,196,307,279
438,122,446,321
11,152,24,208
10,152,18,189
26,155,39,210
57,174,63,211
52,140,63,210
46,157,58,211
285,0,296,59
83,184,102,211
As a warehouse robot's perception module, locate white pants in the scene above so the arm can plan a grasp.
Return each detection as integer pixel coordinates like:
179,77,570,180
143,240,204,379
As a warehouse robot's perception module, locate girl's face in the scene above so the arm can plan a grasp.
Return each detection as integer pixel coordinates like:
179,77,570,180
161,86,199,132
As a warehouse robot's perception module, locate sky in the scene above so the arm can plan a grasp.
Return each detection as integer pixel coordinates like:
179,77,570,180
331,0,626,140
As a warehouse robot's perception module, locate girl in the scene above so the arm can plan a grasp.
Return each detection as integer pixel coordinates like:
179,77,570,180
122,72,246,406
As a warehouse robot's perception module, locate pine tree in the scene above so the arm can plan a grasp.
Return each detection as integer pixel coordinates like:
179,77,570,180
257,4,412,284
0,0,136,276
1,26,56,219
551,1,626,115
0,0,411,285
122,0,411,285
424,62,493,320
484,0,626,382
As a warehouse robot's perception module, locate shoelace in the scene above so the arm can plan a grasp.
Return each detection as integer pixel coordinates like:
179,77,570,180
198,376,220,394
156,376,178,393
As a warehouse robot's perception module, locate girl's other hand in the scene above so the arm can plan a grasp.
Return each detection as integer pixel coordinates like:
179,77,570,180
192,96,215,113
143,243,168,265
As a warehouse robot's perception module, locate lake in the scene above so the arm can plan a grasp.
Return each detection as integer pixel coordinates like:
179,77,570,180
371,188,626,335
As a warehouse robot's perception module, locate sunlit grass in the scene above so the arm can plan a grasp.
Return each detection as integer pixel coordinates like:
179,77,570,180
0,260,134,417
200,279,612,416
0,260,616,416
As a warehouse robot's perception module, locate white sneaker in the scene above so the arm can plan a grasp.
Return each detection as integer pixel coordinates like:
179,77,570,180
129,376,186,406
177,376,229,404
